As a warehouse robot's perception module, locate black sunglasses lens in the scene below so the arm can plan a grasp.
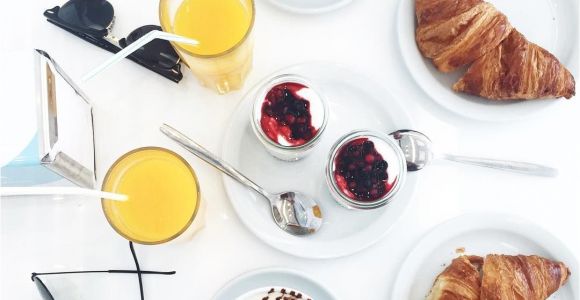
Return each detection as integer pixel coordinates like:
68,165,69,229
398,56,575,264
125,25,180,69
33,277,55,300
58,0,114,31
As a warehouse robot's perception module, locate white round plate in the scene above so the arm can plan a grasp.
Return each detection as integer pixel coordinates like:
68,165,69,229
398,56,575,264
392,213,579,299
213,268,336,300
396,0,578,122
265,0,352,14
221,62,417,259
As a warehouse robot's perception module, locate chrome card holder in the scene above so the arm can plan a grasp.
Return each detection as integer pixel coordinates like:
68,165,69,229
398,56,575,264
35,50,96,188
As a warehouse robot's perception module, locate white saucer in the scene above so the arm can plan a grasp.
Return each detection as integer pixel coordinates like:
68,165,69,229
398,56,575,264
391,213,579,299
221,62,417,259
396,0,578,122
265,0,352,14
213,268,336,300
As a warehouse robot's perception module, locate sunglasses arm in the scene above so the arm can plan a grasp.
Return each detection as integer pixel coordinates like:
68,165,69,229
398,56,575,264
31,270,175,281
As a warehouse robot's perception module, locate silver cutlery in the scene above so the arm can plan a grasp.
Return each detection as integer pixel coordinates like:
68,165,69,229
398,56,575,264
389,129,558,177
160,124,323,236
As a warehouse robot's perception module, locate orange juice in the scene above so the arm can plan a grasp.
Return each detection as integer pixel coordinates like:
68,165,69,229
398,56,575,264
102,148,200,244
173,0,253,56
159,0,255,94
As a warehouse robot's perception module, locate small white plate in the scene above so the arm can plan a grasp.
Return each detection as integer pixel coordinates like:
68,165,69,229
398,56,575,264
392,213,579,299
221,62,417,259
265,0,352,14
396,0,578,122
213,268,336,300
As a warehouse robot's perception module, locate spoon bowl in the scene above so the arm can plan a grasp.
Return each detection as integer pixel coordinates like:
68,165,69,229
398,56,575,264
271,191,322,235
389,129,434,171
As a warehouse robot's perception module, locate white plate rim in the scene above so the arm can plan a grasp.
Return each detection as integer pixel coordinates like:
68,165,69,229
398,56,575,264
221,61,418,259
265,0,353,14
391,212,580,299
212,267,337,300
394,0,579,123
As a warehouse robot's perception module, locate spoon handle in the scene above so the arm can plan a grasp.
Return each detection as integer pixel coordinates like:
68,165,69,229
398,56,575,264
160,124,272,199
440,153,558,177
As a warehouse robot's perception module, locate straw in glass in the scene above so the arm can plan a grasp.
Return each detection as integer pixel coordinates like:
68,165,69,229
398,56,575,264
81,30,199,83
1,187,128,201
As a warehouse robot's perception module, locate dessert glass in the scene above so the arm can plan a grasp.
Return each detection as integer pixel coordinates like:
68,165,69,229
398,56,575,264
326,130,407,210
251,74,328,161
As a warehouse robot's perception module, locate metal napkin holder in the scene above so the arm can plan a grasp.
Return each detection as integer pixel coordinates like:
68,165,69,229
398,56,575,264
1,50,96,188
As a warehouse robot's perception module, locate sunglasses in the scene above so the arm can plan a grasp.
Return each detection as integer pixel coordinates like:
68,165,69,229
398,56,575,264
31,242,175,300
43,0,183,83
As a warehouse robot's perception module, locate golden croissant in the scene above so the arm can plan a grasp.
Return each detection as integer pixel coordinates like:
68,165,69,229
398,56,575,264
427,254,571,300
454,30,576,100
415,0,575,100
415,0,512,73
427,255,483,300
480,255,571,300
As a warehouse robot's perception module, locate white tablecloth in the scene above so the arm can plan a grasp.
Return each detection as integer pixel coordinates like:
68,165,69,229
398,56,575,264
1,0,579,299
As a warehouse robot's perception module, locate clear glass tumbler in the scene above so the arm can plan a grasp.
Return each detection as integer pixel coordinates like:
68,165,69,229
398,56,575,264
159,0,255,94
101,147,204,244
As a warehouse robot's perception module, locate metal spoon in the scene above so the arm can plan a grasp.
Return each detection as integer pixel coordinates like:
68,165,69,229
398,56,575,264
389,129,558,177
160,124,323,236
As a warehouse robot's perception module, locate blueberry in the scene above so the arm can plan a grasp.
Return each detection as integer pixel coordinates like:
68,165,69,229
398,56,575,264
375,172,388,180
295,100,308,113
283,89,292,100
346,145,357,154
373,160,388,171
362,140,374,153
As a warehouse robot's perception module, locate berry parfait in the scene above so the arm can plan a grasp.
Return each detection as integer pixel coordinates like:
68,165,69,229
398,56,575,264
326,130,407,210
251,74,328,161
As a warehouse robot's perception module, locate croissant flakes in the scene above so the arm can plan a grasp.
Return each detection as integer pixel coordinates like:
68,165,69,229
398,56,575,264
427,254,571,300
415,0,575,100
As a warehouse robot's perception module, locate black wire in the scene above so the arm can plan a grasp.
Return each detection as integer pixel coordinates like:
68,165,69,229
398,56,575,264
129,242,145,300
32,270,109,277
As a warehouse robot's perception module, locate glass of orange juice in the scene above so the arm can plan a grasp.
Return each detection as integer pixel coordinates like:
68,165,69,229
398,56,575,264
159,0,255,94
101,147,202,244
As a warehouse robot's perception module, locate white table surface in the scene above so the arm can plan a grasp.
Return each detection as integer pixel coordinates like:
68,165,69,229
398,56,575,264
1,0,579,299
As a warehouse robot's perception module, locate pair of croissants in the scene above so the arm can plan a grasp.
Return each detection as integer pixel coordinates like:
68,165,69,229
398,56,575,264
427,254,571,300
415,0,576,100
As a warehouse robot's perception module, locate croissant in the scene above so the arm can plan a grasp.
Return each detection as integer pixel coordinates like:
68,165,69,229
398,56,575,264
427,255,484,300
415,0,513,72
481,255,571,300
453,30,576,100
415,0,482,26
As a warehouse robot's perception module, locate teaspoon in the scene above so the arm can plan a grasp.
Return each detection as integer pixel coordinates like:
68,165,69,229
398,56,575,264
160,124,323,236
389,129,558,177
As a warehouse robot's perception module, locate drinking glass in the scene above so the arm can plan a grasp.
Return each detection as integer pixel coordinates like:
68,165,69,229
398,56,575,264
101,147,203,244
159,0,255,94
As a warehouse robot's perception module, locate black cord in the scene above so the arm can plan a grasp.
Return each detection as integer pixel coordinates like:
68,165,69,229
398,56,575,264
129,242,145,300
